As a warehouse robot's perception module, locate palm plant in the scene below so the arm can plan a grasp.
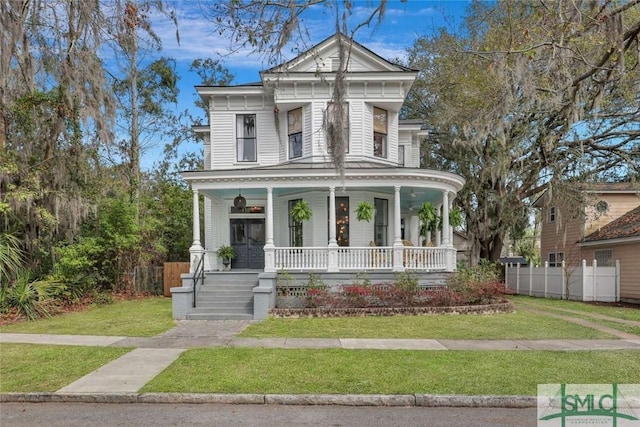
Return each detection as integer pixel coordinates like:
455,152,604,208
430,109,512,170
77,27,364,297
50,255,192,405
0,233,24,286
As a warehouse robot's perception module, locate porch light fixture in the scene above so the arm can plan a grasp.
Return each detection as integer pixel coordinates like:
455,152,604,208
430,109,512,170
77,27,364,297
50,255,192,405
234,192,246,208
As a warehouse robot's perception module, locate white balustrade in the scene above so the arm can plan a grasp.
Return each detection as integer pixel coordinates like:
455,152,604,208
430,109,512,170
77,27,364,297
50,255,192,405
275,247,329,270
337,247,392,270
273,246,454,272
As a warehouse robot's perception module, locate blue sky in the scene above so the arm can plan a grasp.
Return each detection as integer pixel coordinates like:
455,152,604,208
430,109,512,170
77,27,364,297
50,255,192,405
144,0,470,168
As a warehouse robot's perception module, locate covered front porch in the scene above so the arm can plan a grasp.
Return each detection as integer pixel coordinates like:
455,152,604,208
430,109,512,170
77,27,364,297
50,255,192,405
184,164,465,275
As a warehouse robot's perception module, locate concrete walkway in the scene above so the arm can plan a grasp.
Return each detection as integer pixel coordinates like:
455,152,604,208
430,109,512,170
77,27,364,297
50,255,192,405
2,314,639,397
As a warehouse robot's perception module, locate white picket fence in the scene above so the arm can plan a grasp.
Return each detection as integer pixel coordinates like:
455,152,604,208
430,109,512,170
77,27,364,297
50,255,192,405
504,260,621,302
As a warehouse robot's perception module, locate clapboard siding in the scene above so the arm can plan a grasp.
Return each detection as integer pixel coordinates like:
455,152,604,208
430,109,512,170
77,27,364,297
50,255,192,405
584,194,640,234
210,112,235,168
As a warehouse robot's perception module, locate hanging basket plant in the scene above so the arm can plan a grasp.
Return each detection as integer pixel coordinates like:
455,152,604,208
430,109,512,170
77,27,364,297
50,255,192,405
290,200,312,222
355,201,374,222
418,202,438,234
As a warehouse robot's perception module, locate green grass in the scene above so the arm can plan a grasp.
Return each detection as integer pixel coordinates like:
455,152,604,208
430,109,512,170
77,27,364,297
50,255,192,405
512,296,640,321
0,344,131,392
141,348,640,396
0,297,174,337
240,311,612,339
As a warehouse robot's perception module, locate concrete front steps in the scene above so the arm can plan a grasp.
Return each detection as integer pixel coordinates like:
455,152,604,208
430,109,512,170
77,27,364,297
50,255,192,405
187,271,259,320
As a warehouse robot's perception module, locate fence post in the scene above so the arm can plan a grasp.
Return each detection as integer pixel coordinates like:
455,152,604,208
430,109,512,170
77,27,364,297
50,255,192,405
592,259,598,302
561,260,566,300
516,263,520,295
582,259,588,301
544,261,548,298
615,259,621,302
528,264,533,296
504,262,508,292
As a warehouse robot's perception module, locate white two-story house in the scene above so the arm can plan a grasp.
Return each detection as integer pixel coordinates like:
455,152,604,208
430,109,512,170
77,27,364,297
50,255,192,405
172,34,465,320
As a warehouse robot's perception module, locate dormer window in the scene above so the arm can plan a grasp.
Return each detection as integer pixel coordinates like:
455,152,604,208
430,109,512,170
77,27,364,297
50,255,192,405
236,114,257,162
288,108,303,159
326,102,349,154
373,107,388,158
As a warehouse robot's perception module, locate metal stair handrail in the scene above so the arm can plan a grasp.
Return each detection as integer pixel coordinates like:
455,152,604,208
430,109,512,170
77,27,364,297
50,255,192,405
192,254,205,308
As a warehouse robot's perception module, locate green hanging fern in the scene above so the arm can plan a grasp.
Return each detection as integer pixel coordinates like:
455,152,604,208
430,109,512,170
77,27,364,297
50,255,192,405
355,201,374,222
290,200,312,222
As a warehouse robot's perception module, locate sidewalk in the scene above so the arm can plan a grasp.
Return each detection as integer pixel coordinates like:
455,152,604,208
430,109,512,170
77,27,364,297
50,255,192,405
1,317,639,405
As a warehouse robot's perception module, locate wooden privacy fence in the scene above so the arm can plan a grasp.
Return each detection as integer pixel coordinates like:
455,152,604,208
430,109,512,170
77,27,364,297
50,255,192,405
504,260,621,302
163,262,191,296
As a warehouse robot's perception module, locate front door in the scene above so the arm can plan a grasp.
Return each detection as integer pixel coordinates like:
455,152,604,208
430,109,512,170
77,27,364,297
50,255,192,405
230,219,265,269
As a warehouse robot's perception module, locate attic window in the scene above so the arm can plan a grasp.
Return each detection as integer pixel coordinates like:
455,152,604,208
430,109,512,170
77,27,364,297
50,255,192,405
596,200,609,215
549,206,557,223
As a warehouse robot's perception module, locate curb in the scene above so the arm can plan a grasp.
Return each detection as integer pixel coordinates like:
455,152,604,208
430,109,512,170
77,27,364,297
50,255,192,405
0,393,537,407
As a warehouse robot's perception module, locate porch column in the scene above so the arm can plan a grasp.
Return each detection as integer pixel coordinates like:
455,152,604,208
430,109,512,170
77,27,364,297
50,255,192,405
442,191,450,245
264,187,276,272
189,188,204,273
442,190,454,271
328,186,338,272
435,203,442,247
393,185,405,271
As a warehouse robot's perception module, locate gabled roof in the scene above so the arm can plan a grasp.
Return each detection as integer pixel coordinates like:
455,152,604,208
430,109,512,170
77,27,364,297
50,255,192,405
582,206,640,243
263,32,417,75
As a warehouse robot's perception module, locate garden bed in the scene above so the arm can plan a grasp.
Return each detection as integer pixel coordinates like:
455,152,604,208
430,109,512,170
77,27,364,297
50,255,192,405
271,300,514,318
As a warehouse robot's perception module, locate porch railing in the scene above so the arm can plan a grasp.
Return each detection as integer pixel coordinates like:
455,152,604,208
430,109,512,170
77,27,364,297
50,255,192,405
274,246,452,271
275,247,329,270
403,247,448,270
338,247,392,270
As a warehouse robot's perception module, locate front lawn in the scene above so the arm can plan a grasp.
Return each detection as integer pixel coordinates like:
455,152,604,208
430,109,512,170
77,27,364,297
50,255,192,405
0,297,174,337
240,310,611,339
0,343,131,392
141,348,639,396
512,296,640,321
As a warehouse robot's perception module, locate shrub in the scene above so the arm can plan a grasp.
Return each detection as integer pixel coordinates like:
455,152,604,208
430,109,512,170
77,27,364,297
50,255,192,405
2,272,58,320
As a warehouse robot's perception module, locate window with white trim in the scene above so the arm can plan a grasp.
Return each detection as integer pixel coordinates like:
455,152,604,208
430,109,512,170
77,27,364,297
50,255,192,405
398,145,405,167
236,114,257,162
594,249,613,266
373,107,387,158
288,108,302,159
549,206,557,223
548,252,564,267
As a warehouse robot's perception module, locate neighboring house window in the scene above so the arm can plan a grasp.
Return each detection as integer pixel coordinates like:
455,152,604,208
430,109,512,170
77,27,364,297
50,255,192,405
288,199,303,247
398,145,405,167
236,114,257,162
548,252,564,267
326,102,349,154
288,108,302,159
595,200,609,216
328,196,349,246
549,206,557,223
373,107,388,158
594,249,613,266
374,198,388,246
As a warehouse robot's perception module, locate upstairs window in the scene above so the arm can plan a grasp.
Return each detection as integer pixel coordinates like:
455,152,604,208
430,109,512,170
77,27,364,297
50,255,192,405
326,102,349,154
398,145,405,167
549,206,557,223
373,107,388,158
236,114,257,162
288,108,303,159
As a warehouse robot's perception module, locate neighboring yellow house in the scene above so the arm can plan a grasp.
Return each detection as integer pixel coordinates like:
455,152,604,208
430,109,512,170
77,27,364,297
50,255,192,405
535,183,640,303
